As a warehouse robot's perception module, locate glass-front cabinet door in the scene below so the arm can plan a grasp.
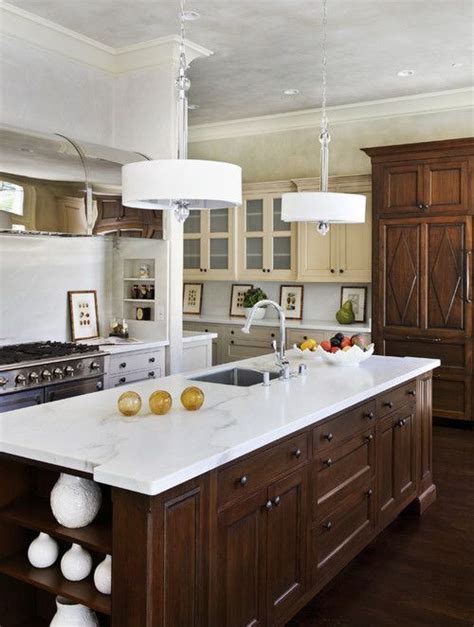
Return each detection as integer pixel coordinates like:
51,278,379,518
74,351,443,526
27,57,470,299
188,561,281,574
183,208,236,280
239,194,296,280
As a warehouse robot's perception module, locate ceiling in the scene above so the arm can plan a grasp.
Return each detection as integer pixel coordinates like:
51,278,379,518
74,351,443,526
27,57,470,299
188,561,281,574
7,0,474,124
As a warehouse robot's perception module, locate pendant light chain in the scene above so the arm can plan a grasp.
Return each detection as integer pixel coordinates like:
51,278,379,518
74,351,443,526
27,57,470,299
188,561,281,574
318,0,330,199
321,0,328,130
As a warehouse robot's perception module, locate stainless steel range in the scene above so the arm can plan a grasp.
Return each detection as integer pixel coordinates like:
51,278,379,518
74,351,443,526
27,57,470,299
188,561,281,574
0,341,106,413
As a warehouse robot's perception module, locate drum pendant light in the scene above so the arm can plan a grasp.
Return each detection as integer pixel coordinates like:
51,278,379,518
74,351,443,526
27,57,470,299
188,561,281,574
281,0,365,235
122,0,242,223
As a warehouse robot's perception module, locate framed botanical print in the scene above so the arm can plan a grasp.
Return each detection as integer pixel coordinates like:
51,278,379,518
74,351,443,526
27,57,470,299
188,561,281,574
183,282,203,315
279,285,304,320
229,284,253,317
341,286,368,322
68,290,100,341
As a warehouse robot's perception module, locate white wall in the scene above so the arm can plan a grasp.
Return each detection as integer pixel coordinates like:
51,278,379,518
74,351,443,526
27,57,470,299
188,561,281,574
199,281,371,325
0,35,114,144
0,234,113,343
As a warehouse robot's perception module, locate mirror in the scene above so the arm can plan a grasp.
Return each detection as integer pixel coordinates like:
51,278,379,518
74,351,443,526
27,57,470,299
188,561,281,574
0,126,162,238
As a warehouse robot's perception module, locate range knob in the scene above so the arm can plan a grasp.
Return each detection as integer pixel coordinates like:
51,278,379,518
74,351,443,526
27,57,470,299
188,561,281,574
29,371,39,383
15,373,27,386
90,361,101,371
64,365,75,377
53,367,64,379
42,369,52,381
0,376,9,387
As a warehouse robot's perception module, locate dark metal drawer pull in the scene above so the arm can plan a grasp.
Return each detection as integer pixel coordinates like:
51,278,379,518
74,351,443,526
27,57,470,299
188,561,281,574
293,448,302,459
119,377,126,384
383,401,393,409
148,371,155,378
273,496,281,506
323,521,332,531
405,336,441,343
149,357,155,363
324,433,333,441
407,389,416,397
120,362,127,368
365,411,375,420
366,489,373,497
265,500,273,511
397,418,406,427
239,475,248,487
324,458,332,467
365,434,374,442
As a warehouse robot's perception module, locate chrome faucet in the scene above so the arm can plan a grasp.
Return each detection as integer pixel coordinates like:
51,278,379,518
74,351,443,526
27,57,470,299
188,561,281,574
241,299,290,378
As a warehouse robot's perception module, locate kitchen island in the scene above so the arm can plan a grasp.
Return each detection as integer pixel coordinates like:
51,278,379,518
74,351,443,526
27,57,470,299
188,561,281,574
0,352,438,626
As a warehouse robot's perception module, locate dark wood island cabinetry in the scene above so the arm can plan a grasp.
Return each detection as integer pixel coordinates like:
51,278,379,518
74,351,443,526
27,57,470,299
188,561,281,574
0,373,435,627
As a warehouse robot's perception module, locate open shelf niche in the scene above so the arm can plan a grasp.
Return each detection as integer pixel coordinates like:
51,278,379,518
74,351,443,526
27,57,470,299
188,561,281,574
122,257,156,322
0,459,112,626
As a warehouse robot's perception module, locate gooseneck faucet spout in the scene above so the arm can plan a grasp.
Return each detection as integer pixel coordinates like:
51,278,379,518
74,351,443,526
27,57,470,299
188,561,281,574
241,300,289,377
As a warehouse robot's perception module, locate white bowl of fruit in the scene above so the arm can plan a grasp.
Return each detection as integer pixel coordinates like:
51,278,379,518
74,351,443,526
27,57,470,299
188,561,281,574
293,338,322,360
316,333,374,366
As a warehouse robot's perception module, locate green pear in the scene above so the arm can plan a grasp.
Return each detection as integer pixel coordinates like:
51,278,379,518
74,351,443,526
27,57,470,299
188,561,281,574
336,300,355,325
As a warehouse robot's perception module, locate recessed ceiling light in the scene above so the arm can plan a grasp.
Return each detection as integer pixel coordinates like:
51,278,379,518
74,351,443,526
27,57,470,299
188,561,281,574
183,10,200,21
397,69,415,77
283,88,300,96
451,62,464,68
188,104,200,110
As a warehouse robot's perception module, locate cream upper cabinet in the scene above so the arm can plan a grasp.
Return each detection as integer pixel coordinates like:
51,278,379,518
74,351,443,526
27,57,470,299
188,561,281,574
294,176,372,283
183,208,237,281
238,190,296,281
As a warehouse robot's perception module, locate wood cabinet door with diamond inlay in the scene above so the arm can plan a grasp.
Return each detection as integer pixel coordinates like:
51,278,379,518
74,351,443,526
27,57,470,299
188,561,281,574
426,217,472,334
380,220,423,331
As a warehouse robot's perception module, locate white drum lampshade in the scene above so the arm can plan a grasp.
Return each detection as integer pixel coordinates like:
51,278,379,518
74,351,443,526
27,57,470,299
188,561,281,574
281,191,366,223
122,159,242,210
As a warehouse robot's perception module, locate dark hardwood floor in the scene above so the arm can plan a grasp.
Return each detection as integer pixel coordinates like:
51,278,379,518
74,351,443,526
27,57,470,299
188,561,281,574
288,425,474,627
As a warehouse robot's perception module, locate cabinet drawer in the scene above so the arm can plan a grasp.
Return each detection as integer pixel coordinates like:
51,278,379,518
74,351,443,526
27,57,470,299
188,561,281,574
217,432,308,509
376,380,417,418
432,374,471,421
313,481,374,576
227,325,279,346
109,350,163,375
183,322,221,335
313,400,376,452
109,368,161,387
287,329,327,347
384,337,470,375
314,429,375,520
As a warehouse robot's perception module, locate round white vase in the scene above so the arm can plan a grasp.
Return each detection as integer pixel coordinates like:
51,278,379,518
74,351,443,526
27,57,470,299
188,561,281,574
94,554,112,595
27,532,58,568
60,543,92,582
50,596,99,627
50,473,102,529
244,307,266,320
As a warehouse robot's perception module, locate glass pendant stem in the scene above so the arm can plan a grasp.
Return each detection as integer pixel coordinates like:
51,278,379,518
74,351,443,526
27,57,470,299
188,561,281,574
176,0,189,161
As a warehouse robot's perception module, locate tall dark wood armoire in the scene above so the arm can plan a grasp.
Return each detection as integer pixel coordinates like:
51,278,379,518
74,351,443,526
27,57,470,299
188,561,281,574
363,138,474,422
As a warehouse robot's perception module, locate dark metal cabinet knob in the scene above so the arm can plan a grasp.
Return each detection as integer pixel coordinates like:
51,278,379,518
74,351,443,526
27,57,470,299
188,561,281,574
324,458,333,467
407,389,416,397
323,521,332,530
366,434,374,442
417,203,424,209
265,500,273,511
271,333,275,338
230,340,235,345
149,357,155,363
324,433,333,441
365,411,375,420
330,268,335,273
120,362,127,369
383,401,393,409
366,489,373,497
239,476,248,487
148,371,155,378
273,496,281,506
398,418,406,427
293,448,302,459
339,269,344,273
303,336,308,340
230,330,234,335
119,377,126,384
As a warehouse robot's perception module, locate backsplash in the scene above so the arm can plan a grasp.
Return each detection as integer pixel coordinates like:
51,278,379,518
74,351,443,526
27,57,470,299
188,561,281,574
199,281,372,324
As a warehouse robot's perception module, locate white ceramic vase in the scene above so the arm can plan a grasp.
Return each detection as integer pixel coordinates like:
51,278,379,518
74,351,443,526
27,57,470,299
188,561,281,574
94,554,112,595
27,532,58,568
244,307,266,320
50,473,102,529
50,596,99,627
60,543,92,582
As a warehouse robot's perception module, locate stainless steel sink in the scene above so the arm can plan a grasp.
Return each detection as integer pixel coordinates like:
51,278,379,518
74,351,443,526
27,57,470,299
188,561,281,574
189,367,280,387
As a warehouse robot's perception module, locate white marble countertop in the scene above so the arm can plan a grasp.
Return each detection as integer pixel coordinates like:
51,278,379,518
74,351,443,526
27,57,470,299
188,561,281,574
183,314,371,334
182,330,218,343
0,352,438,496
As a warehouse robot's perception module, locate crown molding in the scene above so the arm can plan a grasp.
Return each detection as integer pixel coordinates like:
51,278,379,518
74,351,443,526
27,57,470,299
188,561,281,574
0,1,213,73
189,88,474,143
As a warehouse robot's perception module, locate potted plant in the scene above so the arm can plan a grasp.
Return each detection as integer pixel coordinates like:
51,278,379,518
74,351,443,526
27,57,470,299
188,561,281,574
243,287,268,319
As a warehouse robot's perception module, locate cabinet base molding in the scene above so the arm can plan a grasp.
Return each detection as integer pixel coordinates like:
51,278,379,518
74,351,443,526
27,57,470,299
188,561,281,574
409,483,437,516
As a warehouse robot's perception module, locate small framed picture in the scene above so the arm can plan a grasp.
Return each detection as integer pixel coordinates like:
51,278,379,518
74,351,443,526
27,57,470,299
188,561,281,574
183,283,203,315
229,284,254,317
68,290,99,341
341,286,368,322
279,285,304,320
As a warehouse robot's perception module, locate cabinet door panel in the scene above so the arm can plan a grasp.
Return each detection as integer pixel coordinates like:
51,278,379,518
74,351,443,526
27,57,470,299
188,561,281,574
424,160,469,213
377,415,397,526
217,490,267,627
427,220,470,332
266,468,307,624
297,222,337,281
395,411,417,503
381,222,422,329
432,374,472,421
382,164,423,214
337,198,372,282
